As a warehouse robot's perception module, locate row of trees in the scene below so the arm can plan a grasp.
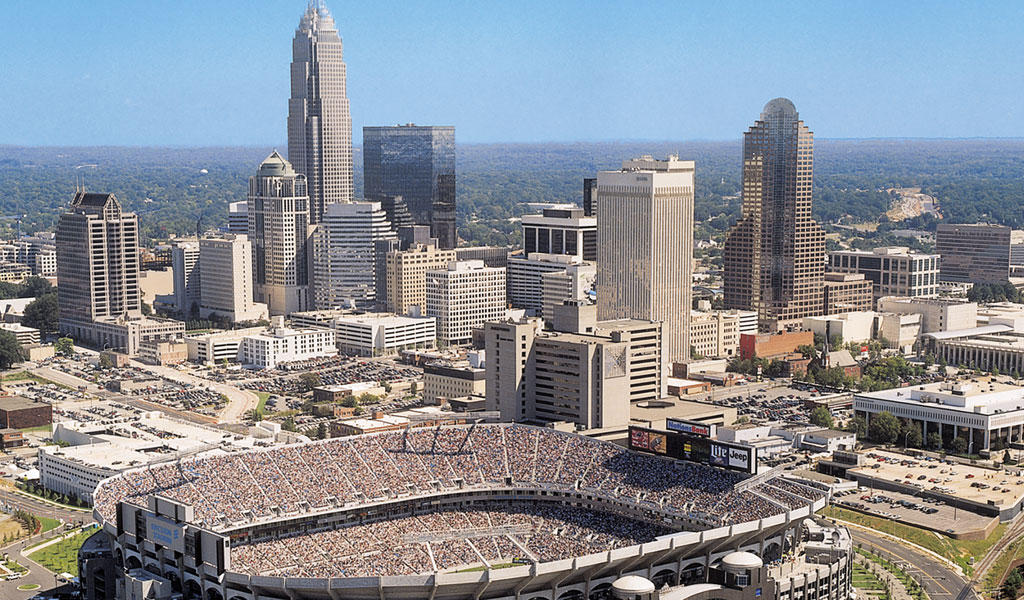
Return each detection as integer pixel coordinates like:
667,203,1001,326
847,410,977,455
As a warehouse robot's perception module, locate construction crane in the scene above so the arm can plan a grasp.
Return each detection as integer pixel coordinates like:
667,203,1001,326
0,215,25,239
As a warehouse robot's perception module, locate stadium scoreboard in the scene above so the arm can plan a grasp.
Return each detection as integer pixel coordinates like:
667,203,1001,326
629,425,756,474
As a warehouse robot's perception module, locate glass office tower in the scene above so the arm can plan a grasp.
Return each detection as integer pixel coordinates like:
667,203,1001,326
363,125,456,249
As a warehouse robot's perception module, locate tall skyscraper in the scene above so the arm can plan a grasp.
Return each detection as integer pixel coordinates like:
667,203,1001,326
363,125,456,249
56,192,185,353
57,192,142,325
596,155,694,363
288,0,353,224
312,201,396,310
248,151,311,316
723,98,826,332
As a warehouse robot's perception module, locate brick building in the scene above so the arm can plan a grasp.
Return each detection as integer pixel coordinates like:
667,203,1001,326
0,396,52,430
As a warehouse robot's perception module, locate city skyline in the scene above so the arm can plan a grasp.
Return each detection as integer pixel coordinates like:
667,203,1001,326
4,1,1024,146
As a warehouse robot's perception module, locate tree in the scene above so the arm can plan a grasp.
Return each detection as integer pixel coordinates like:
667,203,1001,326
1003,567,1023,599
246,408,263,422
54,337,74,356
829,334,844,351
810,406,833,428
868,411,900,445
141,301,153,316
20,276,53,298
0,331,23,369
900,419,923,448
1004,449,1016,465
926,432,943,450
797,345,818,360
357,392,379,405
21,292,58,333
847,416,868,438
950,436,968,455
410,381,418,395
298,372,321,391
316,423,328,439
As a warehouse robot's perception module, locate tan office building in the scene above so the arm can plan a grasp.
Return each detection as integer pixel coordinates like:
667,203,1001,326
385,244,457,315
596,155,694,363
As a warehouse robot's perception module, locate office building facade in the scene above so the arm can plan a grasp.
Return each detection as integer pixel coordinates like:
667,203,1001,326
227,200,249,235
385,244,458,316
425,261,506,345
936,224,1011,284
312,201,396,310
822,273,874,315
170,241,201,315
288,1,353,223
723,98,826,331
828,247,940,302
198,234,267,322
56,192,183,354
521,206,597,262
248,151,312,316
596,155,693,363
363,125,456,248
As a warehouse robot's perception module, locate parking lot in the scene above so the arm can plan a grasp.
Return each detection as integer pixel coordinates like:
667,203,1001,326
833,486,995,536
710,384,844,423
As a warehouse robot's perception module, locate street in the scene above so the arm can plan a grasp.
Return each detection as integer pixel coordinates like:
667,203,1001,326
0,487,92,599
848,526,978,600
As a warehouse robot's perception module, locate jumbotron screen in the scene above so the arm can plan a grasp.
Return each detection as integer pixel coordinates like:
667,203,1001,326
629,426,756,474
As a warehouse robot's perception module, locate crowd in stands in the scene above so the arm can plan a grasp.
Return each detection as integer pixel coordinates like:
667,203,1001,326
93,424,827,576
230,501,673,577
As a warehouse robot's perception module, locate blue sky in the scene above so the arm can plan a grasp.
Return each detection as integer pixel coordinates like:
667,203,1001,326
2,1,1023,146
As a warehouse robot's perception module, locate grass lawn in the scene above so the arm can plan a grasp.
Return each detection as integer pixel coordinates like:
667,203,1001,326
983,538,1024,593
38,516,62,533
255,391,271,413
822,505,1006,576
20,424,52,433
1,371,72,390
853,563,886,594
17,584,40,591
31,528,94,576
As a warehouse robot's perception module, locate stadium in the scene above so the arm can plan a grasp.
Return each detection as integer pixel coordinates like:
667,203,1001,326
84,423,846,600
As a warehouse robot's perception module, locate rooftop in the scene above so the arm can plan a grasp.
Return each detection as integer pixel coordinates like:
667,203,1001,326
857,377,1024,414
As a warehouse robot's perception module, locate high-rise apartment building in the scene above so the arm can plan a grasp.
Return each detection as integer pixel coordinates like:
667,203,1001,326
288,1,352,224
170,241,201,315
723,98,826,331
363,125,456,249
312,201,396,310
248,151,311,316
828,247,940,303
936,224,1011,284
425,260,506,345
198,234,267,322
57,192,184,354
521,206,597,262
596,155,693,363
384,243,457,316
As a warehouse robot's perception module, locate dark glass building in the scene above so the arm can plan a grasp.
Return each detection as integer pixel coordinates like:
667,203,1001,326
363,125,456,249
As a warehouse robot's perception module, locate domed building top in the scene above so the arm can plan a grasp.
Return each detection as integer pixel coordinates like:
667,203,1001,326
257,150,296,178
612,575,656,596
720,551,764,572
761,97,797,118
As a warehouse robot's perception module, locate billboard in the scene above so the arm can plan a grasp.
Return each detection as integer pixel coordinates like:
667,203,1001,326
628,426,756,474
146,515,185,553
666,418,714,438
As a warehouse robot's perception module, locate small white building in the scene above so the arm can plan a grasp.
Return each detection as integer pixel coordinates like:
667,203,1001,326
240,317,337,368
332,313,436,356
803,311,876,345
185,326,266,365
0,322,39,345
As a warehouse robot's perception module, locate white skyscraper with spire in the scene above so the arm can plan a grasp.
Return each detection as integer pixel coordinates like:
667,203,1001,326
288,0,353,225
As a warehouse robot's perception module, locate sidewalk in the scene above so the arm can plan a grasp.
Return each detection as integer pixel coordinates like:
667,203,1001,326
855,552,917,600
